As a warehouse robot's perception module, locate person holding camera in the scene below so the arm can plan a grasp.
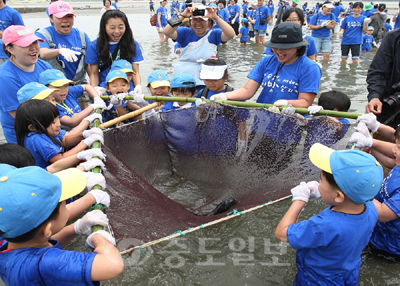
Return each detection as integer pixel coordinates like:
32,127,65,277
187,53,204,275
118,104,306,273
163,6,235,88
366,28,400,129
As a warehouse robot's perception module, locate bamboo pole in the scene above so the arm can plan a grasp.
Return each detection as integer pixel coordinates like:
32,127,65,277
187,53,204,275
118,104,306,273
100,95,362,119
120,195,292,255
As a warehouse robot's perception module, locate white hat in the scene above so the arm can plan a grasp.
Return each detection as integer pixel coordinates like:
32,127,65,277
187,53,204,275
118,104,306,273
322,2,335,8
199,64,227,80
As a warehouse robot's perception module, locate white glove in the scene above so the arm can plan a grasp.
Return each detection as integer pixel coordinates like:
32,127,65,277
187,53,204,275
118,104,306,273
127,92,147,105
159,27,164,33
236,139,246,157
82,127,103,138
231,19,235,24
355,121,371,138
77,148,106,161
86,230,116,248
74,210,109,236
357,113,380,132
307,105,323,115
281,105,296,116
364,18,371,24
273,99,288,107
209,93,227,101
320,20,329,27
83,113,103,124
267,106,280,113
133,84,142,95
92,97,107,110
251,19,256,24
59,48,80,62
94,86,107,96
306,181,321,198
90,102,106,111
82,134,104,146
85,172,107,192
78,158,106,171
144,109,157,117
291,181,311,203
89,189,110,207
338,31,343,38
110,93,128,107
349,132,373,148
195,98,205,106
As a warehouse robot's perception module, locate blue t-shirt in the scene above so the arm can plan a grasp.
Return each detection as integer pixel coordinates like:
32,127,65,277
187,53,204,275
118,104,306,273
332,5,345,18
254,6,271,30
370,166,400,255
214,8,229,29
56,85,84,118
340,15,367,45
247,55,321,104
35,26,91,81
363,9,374,18
0,59,52,144
156,6,168,27
361,34,374,51
239,26,249,42
85,39,144,84
309,12,335,37
0,6,24,59
242,3,248,14
112,2,118,9
23,129,66,169
175,27,223,48
247,9,253,19
268,3,274,13
0,239,98,286
264,34,317,58
288,201,378,285
228,4,240,22
384,23,392,33
394,13,400,29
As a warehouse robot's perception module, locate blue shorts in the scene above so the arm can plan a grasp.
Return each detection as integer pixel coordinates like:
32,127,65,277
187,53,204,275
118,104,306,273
313,36,332,53
254,29,266,36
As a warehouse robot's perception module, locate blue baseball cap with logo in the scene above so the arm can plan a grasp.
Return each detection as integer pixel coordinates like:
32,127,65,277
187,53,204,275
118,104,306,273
0,164,86,238
106,70,129,83
148,70,170,88
17,82,60,104
111,60,135,74
170,73,196,88
309,143,383,203
39,69,74,87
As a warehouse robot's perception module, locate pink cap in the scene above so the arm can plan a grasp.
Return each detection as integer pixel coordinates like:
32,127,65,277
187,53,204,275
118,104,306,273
3,25,44,47
48,1,75,18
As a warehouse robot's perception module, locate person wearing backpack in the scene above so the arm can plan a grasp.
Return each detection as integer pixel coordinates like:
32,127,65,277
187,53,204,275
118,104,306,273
369,3,387,46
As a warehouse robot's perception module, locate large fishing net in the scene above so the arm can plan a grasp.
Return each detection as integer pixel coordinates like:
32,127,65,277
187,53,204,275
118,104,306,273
102,102,355,246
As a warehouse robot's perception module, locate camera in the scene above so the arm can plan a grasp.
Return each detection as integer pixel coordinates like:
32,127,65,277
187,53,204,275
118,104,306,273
193,9,205,16
383,82,400,108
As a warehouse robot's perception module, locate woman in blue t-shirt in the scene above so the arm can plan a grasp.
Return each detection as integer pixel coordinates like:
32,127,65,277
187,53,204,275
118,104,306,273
85,10,144,92
157,0,169,42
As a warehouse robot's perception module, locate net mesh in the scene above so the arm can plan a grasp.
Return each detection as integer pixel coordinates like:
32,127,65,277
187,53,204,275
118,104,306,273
102,103,354,245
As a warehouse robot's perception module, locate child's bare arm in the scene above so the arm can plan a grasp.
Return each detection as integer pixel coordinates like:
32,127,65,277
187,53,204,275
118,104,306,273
51,224,77,247
373,199,399,222
275,201,306,242
82,84,101,99
90,234,124,281
60,108,95,128
88,64,100,87
46,155,80,173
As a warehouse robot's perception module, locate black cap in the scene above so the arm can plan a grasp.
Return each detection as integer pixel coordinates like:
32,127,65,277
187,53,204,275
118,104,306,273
379,3,386,10
264,22,309,49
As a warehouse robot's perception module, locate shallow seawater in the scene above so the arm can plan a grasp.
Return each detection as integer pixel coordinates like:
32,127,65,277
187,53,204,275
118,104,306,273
19,13,400,286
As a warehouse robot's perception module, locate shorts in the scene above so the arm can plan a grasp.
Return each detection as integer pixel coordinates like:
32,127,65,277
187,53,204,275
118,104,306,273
334,22,340,33
254,29,266,36
341,44,360,59
240,41,247,43
313,36,332,53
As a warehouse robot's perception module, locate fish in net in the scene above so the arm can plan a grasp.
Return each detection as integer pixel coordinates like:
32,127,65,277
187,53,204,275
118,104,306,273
101,102,354,248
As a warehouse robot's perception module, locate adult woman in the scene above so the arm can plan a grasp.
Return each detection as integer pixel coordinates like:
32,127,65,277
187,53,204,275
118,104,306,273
101,0,116,15
85,10,144,92
164,6,235,88
35,1,91,84
0,25,52,144
212,23,321,173
156,0,169,42
264,7,318,61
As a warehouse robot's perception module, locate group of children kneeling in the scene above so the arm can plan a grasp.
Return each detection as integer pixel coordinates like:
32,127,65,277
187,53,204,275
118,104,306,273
1,53,400,285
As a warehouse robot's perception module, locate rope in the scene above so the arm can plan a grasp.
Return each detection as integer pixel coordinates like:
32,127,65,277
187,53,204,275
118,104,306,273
119,194,292,255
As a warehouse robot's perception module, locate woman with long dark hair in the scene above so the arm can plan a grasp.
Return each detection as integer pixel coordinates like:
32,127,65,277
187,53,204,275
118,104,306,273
85,10,144,93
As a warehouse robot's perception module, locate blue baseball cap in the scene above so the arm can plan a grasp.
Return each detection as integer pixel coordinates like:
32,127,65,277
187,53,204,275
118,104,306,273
0,164,86,238
148,70,170,88
106,70,129,83
111,59,135,74
309,143,383,203
170,73,196,88
241,18,248,23
17,82,59,104
39,69,74,87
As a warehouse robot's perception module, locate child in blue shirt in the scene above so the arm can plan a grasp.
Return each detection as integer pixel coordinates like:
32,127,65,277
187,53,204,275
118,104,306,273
39,69,106,129
238,18,249,44
276,143,383,285
361,26,376,51
384,18,393,33
0,164,122,285
162,73,196,111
